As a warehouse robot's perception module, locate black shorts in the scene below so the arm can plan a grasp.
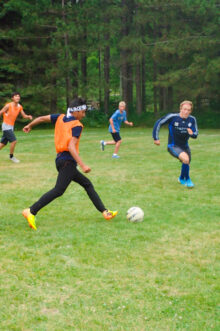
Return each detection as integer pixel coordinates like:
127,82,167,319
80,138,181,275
167,145,191,162
1,130,16,145
111,132,121,142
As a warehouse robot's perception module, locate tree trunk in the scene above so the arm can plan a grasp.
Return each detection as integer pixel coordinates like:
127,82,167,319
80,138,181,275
153,61,158,116
135,62,142,115
104,44,110,114
168,86,173,111
120,0,134,113
62,0,71,107
141,54,146,113
81,26,87,98
72,51,78,98
98,49,102,107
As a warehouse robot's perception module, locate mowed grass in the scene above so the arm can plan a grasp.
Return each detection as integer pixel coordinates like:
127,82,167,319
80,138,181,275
0,127,219,331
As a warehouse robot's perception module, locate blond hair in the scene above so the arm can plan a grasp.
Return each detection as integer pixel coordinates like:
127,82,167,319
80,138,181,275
180,100,193,111
119,101,126,107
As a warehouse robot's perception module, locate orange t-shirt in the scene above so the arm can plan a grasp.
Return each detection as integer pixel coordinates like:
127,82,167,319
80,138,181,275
54,114,83,154
3,102,23,126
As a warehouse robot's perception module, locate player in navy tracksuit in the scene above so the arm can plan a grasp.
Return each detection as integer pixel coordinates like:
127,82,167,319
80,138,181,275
152,100,198,188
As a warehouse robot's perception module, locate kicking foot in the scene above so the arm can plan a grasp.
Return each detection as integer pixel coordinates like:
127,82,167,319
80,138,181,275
22,208,37,230
103,209,118,220
112,154,120,159
10,156,20,163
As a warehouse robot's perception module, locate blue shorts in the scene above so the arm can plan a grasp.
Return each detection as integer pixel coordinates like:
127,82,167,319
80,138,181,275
168,146,191,162
111,132,121,142
1,130,16,145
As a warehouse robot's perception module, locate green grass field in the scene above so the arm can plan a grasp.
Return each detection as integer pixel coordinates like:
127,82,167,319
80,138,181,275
0,127,219,331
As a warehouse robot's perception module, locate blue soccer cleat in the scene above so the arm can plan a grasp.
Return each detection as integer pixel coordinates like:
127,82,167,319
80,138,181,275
178,177,186,185
185,178,194,188
112,154,120,159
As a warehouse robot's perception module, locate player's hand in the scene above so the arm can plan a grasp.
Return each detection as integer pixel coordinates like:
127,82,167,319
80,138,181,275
130,122,133,126
82,165,91,173
28,115,33,120
154,140,160,146
112,129,116,133
187,128,193,135
23,125,31,133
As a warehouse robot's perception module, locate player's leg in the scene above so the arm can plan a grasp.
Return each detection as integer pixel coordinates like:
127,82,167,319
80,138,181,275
100,139,115,151
23,160,73,229
114,139,121,154
4,130,20,163
0,142,6,150
180,148,194,188
72,167,117,220
168,146,188,185
112,133,121,158
0,131,8,150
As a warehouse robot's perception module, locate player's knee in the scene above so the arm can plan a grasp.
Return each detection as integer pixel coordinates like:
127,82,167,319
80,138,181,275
54,186,65,197
182,156,190,164
117,140,122,145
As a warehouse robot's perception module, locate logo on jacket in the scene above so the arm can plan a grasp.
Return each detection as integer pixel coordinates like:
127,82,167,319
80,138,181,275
188,122,192,127
174,122,179,126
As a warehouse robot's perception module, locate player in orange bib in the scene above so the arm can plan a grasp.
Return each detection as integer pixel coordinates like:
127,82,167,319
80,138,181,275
22,97,117,230
0,92,32,163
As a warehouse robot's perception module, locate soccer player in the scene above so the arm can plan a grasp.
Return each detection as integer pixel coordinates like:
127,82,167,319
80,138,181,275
22,97,117,230
100,101,133,158
152,100,198,188
0,92,33,163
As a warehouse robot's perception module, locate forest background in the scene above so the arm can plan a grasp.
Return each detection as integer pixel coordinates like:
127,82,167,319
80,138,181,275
0,0,219,127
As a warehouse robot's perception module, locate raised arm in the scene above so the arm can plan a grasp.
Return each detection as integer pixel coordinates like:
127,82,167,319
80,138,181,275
23,115,51,133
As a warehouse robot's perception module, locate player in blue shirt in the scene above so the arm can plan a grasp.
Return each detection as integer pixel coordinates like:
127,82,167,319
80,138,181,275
100,101,133,158
152,100,198,188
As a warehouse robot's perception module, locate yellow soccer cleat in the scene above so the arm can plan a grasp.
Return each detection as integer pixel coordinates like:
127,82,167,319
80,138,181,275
103,209,118,221
22,208,37,230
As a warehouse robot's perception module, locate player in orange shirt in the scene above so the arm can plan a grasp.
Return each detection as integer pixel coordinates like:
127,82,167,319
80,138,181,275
22,97,117,230
0,92,32,163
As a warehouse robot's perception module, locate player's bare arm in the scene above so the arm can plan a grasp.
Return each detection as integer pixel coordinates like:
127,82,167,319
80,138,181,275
154,140,160,145
124,120,133,126
68,137,91,173
23,115,51,132
187,128,193,135
20,109,33,121
0,104,9,116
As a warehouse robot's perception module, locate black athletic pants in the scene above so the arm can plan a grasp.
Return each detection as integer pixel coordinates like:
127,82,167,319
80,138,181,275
30,159,106,215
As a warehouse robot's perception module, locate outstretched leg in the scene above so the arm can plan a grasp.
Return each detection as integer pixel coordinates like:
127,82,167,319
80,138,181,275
30,161,73,215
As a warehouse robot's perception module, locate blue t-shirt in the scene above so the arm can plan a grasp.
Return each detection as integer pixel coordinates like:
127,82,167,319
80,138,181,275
51,114,82,163
108,110,127,133
152,113,198,148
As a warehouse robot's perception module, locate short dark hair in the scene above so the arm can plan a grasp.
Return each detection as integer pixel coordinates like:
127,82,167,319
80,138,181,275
11,92,21,98
69,97,86,108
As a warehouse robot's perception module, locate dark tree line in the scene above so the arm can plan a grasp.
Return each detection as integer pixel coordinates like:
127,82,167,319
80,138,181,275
0,0,219,116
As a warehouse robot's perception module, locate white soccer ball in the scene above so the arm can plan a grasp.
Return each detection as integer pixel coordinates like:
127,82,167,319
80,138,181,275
126,207,144,223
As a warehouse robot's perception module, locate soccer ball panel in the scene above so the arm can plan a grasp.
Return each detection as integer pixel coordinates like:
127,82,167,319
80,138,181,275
126,207,144,223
